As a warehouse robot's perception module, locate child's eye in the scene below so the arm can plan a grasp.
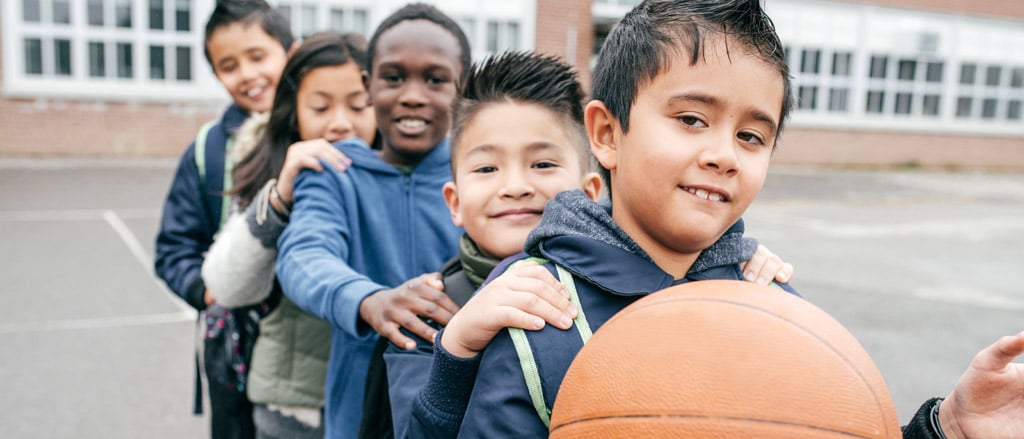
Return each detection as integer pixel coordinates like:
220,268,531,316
677,115,707,128
426,75,450,85
473,165,497,174
738,131,766,146
533,161,558,169
381,73,403,84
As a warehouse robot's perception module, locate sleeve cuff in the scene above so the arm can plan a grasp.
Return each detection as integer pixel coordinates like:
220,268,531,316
902,397,945,439
413,328,483,419
185,276,207,311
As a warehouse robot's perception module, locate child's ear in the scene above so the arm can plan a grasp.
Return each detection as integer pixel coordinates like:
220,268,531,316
585,100,618,173
580,172,602,201
442,181,464,227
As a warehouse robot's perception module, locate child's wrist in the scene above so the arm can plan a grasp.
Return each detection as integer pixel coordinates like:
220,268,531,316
440,327,480,359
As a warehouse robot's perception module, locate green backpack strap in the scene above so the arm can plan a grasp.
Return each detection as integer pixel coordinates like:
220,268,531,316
192,120,234,227
509,260,592,428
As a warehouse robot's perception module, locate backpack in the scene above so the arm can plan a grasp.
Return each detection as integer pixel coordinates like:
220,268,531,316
192,120,277,414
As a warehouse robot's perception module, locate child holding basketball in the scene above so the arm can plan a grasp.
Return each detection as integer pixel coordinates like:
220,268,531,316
449,1,1024,438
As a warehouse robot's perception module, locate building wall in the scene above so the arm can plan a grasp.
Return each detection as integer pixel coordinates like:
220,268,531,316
535,0,594,90
832,0,1024,21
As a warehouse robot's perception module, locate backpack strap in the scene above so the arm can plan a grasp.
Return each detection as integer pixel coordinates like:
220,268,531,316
193,119,234,227
508,259,592,428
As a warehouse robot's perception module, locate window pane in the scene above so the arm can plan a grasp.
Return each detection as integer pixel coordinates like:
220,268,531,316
1012,68,1024,88
895,92,912,114
175,0,190,32
926,62,943,83
869,55,887,79
798,85,817,110
149,45,165,79
352,9,367,35
800,49,820,74
89,41,106,77
300,5,316,38
23,0,41,22
54,0,71,24
176,45,191,80
1008,100,1022,120
508,22,520,51
88,0,104,26
486,21,499,52
117,42,133,78
959,63,976,85
866,90,884,113
330,9,344,31
150,0,164,30
784,46,792,69
956,96,972,117
897,59,916,81
116,0,132,28
981,98,997,119
985,66,1001,87
459,17,476,45
831,52,851,76
55,39,72,76
279,5,291,22
828,88,848,112
922,94,940,116
24,38,43,75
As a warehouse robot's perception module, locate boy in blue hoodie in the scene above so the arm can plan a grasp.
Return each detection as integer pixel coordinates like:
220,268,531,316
154,1,291,437
449,1,1024,437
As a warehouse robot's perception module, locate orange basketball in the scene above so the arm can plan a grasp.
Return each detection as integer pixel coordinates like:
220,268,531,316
549,280,900,438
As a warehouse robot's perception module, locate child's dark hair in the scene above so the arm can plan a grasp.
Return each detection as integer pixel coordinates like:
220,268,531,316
367,3,472,83
591,0,793,186
203,0,294,67
450,51,589,175
232,31,370,207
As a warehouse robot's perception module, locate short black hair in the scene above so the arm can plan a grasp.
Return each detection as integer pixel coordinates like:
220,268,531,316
591,0,793,186
450,51,589,177
203,0,294,68
366,3,472,83
232,31,368,207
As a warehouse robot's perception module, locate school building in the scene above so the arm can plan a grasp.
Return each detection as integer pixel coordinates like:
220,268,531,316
2,0,1022,168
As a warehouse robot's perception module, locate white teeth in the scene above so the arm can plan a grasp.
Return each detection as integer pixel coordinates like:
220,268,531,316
398,118,425,129
685,187,724,202
246,87,263,98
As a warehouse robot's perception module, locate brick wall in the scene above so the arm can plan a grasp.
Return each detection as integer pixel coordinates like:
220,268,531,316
0,98,224,157
834,0,1024,21
534,0,594,91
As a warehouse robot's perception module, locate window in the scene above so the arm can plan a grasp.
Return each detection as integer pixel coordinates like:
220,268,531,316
175,0,190,32
922,95,941,116
117,42,133,78
801,49,820,74
926,62,943,83
55,39,72,76
895,92,912,114
150,45,165,80
486,20,521,52
299,5,316,38
23,0,41,22
832,52,851,76
24,38,43,75
866,90,885,113
985,66,1001,87
459,17,477,46
54,0,70,24
869,55,888,79
1012,68,1024,88
116,0,132,28
150,0,164,30
330,9,344,32
798,85,817,110
508,22,520,51
960,63,976,85
898,60,916,81
89,41,106,77
981,98,997,119
352,9,367,35
956,96,972,118
1009,100,1022,120
176,45,191,80
88,0,104,26
828,88,848,112
486,21,499,52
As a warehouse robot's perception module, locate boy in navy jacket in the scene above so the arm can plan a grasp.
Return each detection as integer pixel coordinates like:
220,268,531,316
447,1,1024,438
153,1,291,437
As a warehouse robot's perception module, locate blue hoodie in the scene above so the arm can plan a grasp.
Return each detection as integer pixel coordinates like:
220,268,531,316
276,137,461,438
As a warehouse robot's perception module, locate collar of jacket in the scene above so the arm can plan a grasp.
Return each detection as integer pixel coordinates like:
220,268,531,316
332,137,452,177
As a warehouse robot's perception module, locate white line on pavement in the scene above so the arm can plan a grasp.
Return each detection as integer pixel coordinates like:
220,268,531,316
0,312,193,335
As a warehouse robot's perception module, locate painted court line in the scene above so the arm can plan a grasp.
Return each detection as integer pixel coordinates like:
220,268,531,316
0,208,160,222
0,312,194,335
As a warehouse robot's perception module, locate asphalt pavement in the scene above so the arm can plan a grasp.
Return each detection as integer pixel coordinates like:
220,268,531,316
1,158,1023,438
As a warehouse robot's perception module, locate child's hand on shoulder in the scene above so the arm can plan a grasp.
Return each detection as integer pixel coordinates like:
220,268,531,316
740,244,794,285
275,138,353,206
441,260,578,359
359,273,459,351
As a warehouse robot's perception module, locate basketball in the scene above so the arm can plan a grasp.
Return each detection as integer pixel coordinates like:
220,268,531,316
549,280,900,438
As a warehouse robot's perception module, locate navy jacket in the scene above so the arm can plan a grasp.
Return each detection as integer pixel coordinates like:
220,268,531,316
155,104,248,310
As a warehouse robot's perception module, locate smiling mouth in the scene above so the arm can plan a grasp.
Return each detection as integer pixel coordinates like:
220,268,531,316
493,208,543,221
245,86,265,99
396,117,428,129
682,186,729,202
